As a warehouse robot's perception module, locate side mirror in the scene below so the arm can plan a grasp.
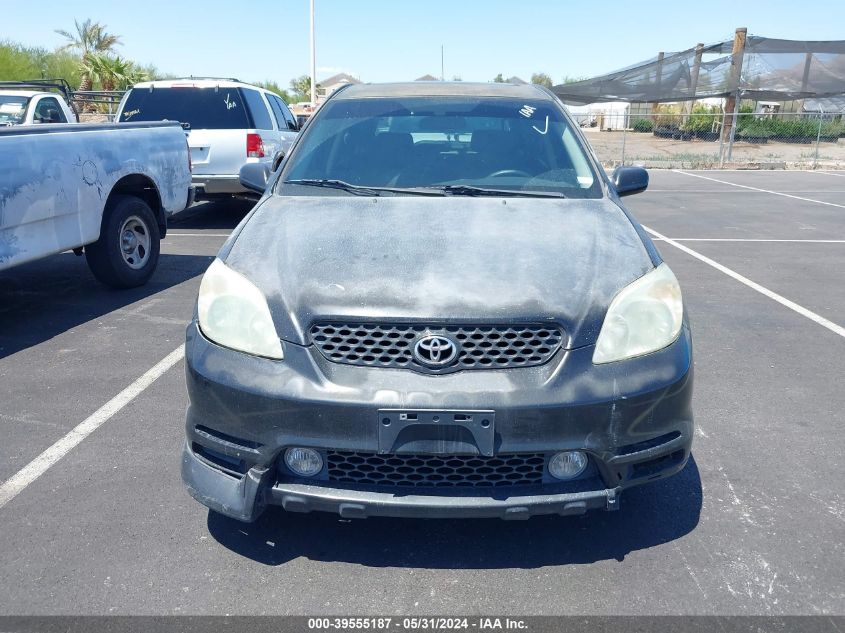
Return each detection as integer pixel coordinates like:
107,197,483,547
239,163,272,194
612,166,649,197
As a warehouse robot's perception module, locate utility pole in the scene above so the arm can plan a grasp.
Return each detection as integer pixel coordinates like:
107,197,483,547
722,27,748,145
310,0,317,107
441,45,444,81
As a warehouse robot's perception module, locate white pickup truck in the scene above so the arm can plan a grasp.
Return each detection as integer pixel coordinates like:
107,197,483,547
0,121,193,288
0,80,78,126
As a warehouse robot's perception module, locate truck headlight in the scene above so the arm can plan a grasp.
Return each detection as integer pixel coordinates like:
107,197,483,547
593,263,683,364
197,258,284,360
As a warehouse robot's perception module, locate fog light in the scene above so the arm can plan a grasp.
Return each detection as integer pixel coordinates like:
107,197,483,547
548,451,588,480
284,447,323,477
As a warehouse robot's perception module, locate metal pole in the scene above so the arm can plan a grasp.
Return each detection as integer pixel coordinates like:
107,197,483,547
620,124,627,166
310,0,316,107
718,106,727,167
441,45,444,81
814,106,824,169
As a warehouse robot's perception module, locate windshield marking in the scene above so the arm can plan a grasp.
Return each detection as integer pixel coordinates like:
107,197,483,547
518,104,537,118
532,115,550,135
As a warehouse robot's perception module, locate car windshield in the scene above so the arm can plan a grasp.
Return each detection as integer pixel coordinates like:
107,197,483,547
0,95,29,125
119,87,250,129
281,96,602,197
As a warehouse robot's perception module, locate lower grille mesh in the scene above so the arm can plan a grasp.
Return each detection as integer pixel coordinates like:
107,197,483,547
327,451,546,488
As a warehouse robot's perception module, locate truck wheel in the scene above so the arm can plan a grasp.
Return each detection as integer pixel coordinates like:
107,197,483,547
85,195,160,289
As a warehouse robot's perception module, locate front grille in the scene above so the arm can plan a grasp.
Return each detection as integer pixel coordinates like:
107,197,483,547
327,451,546,488
310,323,564,372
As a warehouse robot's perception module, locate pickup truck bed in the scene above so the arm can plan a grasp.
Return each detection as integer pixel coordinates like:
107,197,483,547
0,121,193,287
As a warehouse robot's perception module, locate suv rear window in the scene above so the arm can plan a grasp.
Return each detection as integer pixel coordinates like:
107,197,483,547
120,87,250,129
240,89,273,130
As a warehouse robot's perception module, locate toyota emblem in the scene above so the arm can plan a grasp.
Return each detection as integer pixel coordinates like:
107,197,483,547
413,334,459,368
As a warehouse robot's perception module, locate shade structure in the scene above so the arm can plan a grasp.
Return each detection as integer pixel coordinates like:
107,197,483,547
553,36,845,104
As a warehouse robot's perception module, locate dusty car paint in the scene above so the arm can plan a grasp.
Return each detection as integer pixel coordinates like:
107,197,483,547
222,196,655,349
181,82,694,522
0,122,191,270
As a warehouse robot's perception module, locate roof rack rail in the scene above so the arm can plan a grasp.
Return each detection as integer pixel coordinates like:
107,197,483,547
0,78,74,100
0,79,79,116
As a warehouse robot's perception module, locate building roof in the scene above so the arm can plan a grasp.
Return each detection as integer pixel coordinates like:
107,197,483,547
333,81,550,100
415,74,440,81
318,72,361,88
506,76,528,85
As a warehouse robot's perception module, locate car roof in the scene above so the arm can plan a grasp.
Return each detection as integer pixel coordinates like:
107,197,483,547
333,82,553,100
130,79,263,91
0,90,45,98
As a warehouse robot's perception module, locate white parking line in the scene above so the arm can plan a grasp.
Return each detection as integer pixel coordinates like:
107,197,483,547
648,189,845,194
0,345,185,510
817,171,845,178
643,226,845,340
651,238,845,243
672,170,845,209
167,233,231,237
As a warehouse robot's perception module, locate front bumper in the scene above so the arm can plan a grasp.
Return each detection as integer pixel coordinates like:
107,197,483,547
182,321,693,522
182,442,625,521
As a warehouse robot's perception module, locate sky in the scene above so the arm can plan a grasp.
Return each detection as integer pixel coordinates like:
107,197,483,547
4,0,845,87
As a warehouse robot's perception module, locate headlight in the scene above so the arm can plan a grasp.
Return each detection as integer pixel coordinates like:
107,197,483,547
593,263,683,364
197,258,284,359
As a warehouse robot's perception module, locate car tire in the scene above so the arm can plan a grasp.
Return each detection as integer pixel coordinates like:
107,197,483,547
85,195,161,289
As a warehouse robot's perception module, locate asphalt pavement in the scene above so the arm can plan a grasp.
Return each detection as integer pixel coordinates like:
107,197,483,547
0,172,842,615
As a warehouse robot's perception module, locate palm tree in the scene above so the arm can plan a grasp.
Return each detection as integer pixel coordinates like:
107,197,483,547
87,54,146,91
55,18,122,90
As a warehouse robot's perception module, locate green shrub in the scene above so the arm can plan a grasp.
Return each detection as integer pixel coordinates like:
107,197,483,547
681,104,719,133
632,118,654,132
738,122,772,139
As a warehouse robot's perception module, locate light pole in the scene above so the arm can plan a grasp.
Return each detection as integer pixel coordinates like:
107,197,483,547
441,45,444,81
310,0,316,107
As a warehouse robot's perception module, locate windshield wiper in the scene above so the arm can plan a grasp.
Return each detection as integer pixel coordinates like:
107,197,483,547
434,185,566,198
284,179,384,196
284,179,447,197
283,180,565,198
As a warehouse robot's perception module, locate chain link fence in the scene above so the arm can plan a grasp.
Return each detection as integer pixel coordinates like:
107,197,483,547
572,106,845,169
73,90,126,123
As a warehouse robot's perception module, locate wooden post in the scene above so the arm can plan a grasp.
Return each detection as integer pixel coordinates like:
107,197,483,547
801,52,813,94
722,27,748,143
650,52,665,115
683,43,705,124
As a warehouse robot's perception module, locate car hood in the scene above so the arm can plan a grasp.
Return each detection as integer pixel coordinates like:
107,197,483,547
223,195,656,348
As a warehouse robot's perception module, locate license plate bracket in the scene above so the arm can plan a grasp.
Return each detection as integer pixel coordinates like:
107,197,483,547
377,409,495,456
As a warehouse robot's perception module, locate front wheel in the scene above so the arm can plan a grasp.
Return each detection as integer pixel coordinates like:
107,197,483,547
85,195,160,288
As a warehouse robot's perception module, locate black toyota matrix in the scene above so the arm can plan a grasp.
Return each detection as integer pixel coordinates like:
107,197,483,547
181,82,693,522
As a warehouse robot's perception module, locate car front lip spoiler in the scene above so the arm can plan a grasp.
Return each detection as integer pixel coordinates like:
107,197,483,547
268,481,622,520
182,441,624,522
